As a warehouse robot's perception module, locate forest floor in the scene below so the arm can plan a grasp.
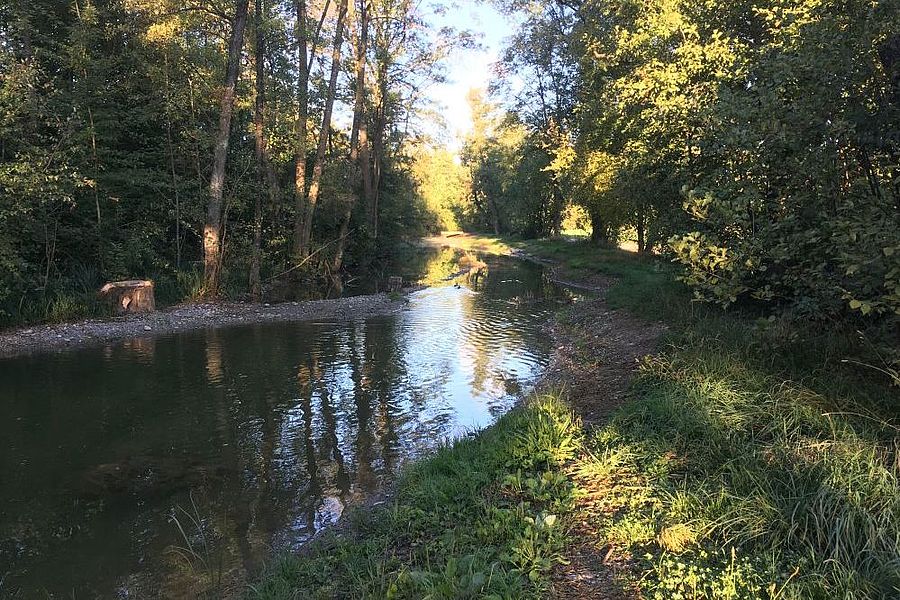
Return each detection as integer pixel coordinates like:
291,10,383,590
0,293,409,359
252,233,900,600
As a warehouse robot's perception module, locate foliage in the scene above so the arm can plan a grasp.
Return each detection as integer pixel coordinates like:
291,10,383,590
526,237,900,599
491,0,900,326
410,145,469,232
0,0,468,324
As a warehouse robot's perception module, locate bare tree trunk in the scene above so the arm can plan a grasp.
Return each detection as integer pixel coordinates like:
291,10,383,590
333,0,368,273
550,184,564,237
250,0,278,300
488,196,501,235
636,205,646,253
368,56,388,239
203,0,250,297
163,52,182,270
590,210,607,246
291,0,310,259
297,0,348,257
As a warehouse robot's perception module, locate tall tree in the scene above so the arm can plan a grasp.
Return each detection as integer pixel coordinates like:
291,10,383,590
291,0,310,260
203,0,250,297
250,0,279,299
332,0,369,272
296,0,348,258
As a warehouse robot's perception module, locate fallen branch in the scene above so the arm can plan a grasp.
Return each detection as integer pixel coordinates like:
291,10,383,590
265,228,357,283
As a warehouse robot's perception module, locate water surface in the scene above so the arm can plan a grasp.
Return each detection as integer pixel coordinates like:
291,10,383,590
0,251,575,598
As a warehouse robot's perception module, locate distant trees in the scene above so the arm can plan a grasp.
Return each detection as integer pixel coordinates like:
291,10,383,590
458,1,579,240
410,146,469,232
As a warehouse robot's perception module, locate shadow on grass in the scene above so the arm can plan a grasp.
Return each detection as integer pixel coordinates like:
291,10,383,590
552,239,900,598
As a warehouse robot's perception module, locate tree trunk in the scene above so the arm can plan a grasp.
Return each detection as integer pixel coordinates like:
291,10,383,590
291,0,310,259
550,184,564,237
203,0,250,297
488,196,501,235
590,210,607,246
636,206,646,253
369,59,388,239
296,0,348,258
162,52,181,270
333,0,369,273
250,0,279,300
99,281,156,315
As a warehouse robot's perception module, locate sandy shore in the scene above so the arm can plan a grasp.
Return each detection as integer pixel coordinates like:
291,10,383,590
0,293,410,360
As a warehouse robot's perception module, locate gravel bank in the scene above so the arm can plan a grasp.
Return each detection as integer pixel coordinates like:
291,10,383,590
0,293,410,359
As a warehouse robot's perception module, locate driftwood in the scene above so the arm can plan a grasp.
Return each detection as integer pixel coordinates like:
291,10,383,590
99,280,156,315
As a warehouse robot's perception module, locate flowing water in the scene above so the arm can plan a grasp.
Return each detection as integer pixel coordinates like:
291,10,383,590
0,250,578,598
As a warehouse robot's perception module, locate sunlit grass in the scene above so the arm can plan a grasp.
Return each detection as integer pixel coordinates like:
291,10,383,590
249,394,581,599
423,232,514,256
518,236,900,599
577,326,900,598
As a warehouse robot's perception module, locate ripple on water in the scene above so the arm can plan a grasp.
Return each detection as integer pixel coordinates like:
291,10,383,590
0,256,570,598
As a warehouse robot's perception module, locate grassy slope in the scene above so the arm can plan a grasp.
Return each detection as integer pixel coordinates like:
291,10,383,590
251,236,900,599
519,238,900,599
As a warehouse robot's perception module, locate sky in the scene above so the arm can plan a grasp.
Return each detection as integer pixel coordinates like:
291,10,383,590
425,1,513,151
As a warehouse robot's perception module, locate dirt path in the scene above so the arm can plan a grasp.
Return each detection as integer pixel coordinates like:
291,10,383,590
0,293,408,359
540,269,663,599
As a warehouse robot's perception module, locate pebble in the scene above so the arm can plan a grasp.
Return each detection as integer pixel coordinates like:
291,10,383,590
144,325,152,331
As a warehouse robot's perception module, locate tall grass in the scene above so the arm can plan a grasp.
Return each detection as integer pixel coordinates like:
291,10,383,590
534,238,900,599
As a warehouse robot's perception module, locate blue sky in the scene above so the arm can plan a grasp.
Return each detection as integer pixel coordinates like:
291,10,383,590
425,1,513,150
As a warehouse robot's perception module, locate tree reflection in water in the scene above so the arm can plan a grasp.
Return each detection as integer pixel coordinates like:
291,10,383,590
0,253,581,597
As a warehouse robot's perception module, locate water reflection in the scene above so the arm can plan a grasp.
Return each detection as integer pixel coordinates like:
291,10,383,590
0,252,577,598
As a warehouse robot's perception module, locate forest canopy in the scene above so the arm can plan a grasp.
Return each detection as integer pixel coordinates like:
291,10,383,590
0,0,465,322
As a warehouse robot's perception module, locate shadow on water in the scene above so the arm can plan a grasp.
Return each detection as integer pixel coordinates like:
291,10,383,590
0,249,583,598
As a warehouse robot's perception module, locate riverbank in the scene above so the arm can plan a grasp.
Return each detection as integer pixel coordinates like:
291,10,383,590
0,293,409,359
252,234,900,599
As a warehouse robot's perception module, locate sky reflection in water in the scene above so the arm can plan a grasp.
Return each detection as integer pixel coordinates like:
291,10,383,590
0,253,576,598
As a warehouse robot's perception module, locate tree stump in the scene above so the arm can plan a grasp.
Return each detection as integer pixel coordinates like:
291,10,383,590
99,280,156,315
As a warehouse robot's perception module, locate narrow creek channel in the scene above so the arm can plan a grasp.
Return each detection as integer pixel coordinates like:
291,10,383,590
0,251,580,598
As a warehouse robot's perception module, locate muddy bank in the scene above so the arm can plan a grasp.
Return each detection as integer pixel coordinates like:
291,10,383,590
0,292,411,359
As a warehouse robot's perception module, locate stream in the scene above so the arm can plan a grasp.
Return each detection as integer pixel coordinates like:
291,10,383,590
0,250,578,598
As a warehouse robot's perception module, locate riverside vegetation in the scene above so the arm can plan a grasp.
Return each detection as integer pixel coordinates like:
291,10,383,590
249,236,900,599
